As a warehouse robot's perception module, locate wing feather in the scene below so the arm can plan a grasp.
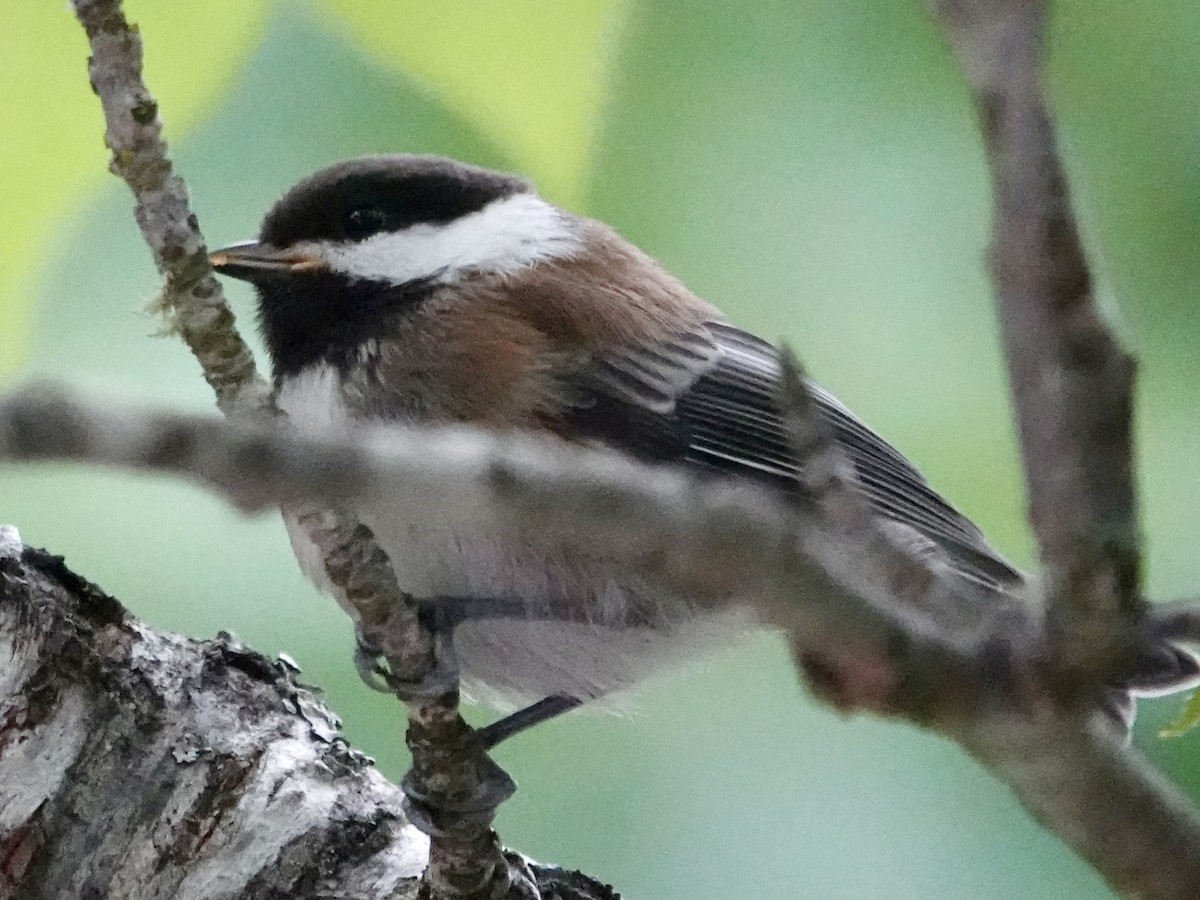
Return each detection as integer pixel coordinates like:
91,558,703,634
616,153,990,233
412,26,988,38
560,320,1020,591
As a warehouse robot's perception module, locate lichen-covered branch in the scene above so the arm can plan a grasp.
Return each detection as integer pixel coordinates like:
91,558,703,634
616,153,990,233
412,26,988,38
69,1,497,893
0,528,428,898
68,0,421,667
72,0,271,419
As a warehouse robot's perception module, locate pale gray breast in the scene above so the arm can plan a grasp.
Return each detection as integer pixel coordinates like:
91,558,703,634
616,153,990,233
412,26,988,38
274,359,759,707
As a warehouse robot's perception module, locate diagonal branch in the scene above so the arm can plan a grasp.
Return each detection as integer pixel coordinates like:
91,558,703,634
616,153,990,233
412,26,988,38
69,0,423,665
69,1,501,894
933,0,1144,687
72,0,271,419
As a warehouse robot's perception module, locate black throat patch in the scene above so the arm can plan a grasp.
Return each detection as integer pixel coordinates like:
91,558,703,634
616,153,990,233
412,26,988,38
256,270,437,379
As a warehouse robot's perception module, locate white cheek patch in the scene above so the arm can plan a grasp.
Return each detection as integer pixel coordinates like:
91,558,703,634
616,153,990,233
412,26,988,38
314,193,582,285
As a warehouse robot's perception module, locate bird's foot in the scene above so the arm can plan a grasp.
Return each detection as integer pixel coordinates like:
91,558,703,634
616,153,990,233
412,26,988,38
353,619,460,701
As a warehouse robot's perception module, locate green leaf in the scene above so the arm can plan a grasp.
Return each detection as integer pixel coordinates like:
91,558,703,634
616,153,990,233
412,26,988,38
314,0,631,209
0,1,272,380
1160,690,1200,738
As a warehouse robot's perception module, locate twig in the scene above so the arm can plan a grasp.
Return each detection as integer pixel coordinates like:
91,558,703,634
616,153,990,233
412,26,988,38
70,1,503,894
72,0,270,418
933,0,1144,688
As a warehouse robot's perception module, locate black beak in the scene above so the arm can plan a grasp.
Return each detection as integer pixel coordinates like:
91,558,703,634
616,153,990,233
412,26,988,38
208,241,326,283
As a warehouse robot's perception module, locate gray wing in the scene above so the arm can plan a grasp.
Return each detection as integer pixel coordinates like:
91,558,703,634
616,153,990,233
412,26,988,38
559,320,1020,591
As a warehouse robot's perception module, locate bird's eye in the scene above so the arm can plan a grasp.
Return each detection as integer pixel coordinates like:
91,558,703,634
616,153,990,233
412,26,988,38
343,206,390,240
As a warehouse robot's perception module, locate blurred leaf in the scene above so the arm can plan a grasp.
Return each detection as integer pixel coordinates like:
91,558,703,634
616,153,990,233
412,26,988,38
313,0,630,208
1160,690,1200,739
0,1,271,380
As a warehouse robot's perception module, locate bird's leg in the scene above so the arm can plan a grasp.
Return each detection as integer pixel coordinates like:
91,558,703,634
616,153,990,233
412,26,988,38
402,692,535,898
430,595,594,626
401,693,584,844
476,695,583,749
400,729,518,837
359,595,586,855
411,596,590,746
350,598,509,854
354,594,579,694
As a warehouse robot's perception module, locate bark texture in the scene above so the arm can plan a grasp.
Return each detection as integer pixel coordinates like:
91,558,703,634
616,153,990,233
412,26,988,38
0,532,615,900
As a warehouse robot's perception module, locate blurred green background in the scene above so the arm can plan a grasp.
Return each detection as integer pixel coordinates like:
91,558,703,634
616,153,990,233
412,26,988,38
3,1,1200,897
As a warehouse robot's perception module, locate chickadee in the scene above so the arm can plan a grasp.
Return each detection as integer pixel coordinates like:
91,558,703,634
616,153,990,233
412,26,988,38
210,154,1197,728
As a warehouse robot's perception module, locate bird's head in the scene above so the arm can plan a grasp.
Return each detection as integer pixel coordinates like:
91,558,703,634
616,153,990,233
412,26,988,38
209,155,583,377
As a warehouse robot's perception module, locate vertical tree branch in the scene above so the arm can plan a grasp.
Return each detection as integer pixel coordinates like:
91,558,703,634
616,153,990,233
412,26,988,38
929,1,1200,892
70,2,507,896
72,0,271,419
933,0,1143,686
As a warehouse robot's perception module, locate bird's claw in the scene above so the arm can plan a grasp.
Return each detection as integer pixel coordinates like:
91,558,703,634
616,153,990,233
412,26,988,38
353,621,460,701
353,638,396,693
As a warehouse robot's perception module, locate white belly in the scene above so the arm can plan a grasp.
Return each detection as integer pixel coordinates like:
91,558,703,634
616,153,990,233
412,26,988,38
276,363,758,709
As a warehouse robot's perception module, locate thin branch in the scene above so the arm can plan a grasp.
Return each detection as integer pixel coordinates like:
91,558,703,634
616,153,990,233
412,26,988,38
956,713,1200,899
69,0,420,659
70,1,501,893
72,0,271,418
932,0,1144,686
